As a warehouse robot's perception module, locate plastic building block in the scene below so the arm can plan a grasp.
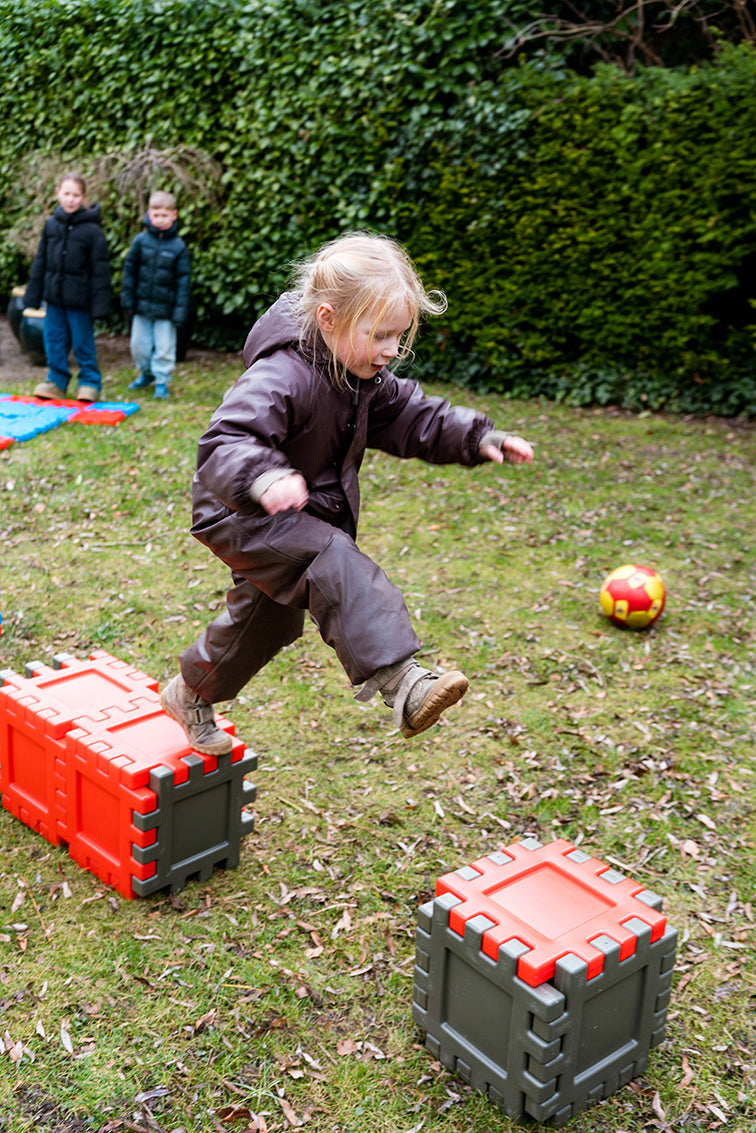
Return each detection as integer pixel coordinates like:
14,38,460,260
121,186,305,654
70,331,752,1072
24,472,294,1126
130,747,257,897
0,651,257,898
81,400,140,416
0,651,161,843
63,703,246,898
0,393,139,444
71,401,140,426
413,838,677,1126
0,398,75,440
75,408,127,425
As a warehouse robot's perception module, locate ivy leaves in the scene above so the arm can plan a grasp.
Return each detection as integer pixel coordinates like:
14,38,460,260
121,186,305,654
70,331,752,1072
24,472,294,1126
0,1,755,411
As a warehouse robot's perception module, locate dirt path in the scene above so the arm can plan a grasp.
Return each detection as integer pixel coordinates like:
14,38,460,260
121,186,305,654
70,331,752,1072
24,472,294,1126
1,313,134,392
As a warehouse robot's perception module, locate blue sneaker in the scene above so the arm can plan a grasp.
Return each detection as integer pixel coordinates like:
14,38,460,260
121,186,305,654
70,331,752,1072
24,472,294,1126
153,385,169,399
128,373,154,391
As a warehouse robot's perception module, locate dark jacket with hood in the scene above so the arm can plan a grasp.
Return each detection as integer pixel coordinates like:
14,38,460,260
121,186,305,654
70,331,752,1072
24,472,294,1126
191,291,494,542
120,215,191,325
25,204,111,318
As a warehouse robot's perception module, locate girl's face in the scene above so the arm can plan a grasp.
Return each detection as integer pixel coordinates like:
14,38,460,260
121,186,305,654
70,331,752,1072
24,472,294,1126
318,302,412,381
57,179,85,214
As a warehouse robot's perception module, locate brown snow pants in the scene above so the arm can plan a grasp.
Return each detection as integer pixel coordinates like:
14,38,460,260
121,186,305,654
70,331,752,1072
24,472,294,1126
179,507,421,703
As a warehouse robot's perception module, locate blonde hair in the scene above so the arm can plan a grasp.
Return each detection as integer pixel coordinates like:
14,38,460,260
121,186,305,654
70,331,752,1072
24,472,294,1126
293,232,447,389
149,190,176,210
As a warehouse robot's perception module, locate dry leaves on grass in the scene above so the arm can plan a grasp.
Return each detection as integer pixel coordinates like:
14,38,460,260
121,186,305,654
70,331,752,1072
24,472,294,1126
3,1030,35,1065
275,1090,313,1127
216,1102,269,1130
336,1036,387,1061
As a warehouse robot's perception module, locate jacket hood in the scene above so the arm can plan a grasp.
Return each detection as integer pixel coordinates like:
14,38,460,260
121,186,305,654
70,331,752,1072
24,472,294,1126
52,203,103,226
143,213,179,239
242,291,306,369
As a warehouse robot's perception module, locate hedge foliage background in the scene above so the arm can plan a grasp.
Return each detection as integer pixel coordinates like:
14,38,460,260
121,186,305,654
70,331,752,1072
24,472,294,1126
1,0,755,414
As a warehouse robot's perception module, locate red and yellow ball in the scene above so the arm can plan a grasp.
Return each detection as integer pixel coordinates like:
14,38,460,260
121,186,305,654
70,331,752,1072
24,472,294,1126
599,564,666,630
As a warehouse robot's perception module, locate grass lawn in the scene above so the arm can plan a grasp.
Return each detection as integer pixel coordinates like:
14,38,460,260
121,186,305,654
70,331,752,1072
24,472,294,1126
0,339,754,1132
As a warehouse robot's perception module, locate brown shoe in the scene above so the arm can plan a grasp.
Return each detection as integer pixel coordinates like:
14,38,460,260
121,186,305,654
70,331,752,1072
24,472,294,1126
399,668,469,737
355,659,468,738
33,380,66,400
159,674,233,755
76,384,100,402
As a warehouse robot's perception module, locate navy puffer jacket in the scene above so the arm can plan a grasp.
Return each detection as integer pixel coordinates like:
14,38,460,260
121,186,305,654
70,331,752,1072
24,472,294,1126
25,204,111,318
120,215,191,324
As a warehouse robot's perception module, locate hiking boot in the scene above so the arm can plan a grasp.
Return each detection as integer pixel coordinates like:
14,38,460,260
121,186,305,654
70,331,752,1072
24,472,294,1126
33,380,66,400
128,372,154,391
159,673,233,755
77,384,100,402
153,385,169,399
355,659,469,738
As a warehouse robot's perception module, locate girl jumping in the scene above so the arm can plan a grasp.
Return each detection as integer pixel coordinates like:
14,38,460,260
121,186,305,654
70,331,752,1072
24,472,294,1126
161,232,533,753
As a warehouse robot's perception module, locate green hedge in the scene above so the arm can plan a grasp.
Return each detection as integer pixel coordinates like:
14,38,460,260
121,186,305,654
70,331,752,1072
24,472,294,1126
0,0,754,414
403,47,756,413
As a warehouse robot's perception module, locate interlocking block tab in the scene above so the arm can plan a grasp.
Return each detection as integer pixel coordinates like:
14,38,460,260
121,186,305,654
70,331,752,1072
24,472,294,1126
414,838,677,1126
130,745,257,897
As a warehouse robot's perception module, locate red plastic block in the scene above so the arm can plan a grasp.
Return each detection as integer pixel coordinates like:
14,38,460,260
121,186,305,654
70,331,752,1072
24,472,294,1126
15,394,83,409
63,704,244,898
0,685,68,844
0,652,162,843
75,408,126,425
436,838,667,987
0,650,250,898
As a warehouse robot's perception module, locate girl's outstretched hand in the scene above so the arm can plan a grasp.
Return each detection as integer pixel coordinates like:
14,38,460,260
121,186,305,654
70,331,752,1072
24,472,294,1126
260,472,309,514
480,432,534,465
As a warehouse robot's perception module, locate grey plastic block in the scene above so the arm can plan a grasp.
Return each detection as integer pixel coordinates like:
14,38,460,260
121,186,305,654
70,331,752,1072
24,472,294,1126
523,923,678,1124
130,748,257,896
413,896,568,1119
413,848,678,1127
636,887,664,911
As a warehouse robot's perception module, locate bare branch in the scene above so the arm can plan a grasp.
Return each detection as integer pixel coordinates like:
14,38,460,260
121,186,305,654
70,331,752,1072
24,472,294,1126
499,0,756,73
88,140,224,220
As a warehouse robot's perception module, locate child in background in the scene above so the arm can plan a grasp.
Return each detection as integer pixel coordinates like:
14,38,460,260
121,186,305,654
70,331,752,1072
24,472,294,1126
160,232,533,754
25,172,111,402
121,190,191,399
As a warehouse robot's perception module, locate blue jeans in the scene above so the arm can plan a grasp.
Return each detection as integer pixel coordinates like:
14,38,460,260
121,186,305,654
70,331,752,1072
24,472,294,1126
43,304,101,393
130,315,176,388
